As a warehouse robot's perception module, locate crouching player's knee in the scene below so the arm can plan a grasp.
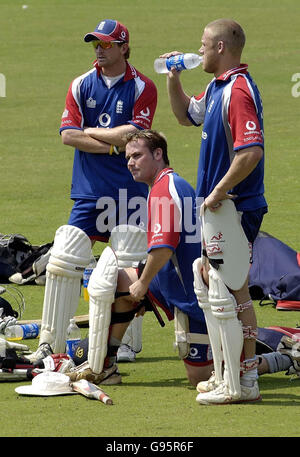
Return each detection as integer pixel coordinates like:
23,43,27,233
182,341,214,387
185,362,214,387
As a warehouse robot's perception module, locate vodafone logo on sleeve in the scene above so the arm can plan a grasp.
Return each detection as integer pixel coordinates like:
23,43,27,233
246,120,257,130
243,119,263,143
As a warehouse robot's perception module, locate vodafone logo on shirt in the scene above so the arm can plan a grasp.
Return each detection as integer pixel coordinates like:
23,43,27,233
154,223,161,234
135,107,151,128
246,120,256,130
150,223,163,244
243,120,263,143
99,113,111,127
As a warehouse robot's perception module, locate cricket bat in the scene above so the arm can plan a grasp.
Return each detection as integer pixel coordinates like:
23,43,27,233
71,379,113,405
0,368,29,381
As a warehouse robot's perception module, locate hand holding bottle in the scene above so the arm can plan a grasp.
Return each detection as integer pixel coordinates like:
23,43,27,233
154,52,203,74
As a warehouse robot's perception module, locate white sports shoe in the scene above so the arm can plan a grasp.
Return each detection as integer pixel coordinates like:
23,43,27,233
117,344,136,363
196,380,262,405
196,371,220,393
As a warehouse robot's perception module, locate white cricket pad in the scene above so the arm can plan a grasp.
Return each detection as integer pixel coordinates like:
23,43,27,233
202,199,250,290
110,225,147,268
193,258,223,384
209,268,243,400
39,225,92,353
121,315,143,353
87,246,119,374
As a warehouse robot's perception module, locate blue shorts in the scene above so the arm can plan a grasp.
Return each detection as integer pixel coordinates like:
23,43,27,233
148,280,212,366
240,206,267,244
68,199,147,242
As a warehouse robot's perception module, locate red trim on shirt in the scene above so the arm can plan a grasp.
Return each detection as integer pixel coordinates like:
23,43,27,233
228,75,264,150
217,64,249,81
147,168,181,251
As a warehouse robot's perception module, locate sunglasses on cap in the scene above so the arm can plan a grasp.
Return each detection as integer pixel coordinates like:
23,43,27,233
92,40,125,49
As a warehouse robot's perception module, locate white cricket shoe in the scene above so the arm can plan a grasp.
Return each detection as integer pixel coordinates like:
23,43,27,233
196,371,220,393
117,344,136,363
196,380,262,405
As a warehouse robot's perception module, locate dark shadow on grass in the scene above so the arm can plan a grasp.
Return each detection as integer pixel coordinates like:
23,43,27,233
135,356,180,363
118,358,300,392
116,355,190,387
255,392,300,406
259,375,300,391
117,376,190,387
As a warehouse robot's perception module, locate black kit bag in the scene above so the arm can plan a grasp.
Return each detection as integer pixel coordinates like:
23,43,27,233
0,234,33,282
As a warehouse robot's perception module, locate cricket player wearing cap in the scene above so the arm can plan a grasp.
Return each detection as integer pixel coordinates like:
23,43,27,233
61,19,157,240
28,20,157,364
162,19,268,404
67,130,213,387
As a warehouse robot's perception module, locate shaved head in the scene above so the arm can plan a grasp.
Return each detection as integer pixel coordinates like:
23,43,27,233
205,19,245,57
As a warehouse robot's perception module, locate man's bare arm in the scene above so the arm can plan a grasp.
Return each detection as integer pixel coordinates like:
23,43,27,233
61,129,110,154
129,247,173,301
204,146,264,210
160,51,193,126
166,70,193,126
84,124,139,149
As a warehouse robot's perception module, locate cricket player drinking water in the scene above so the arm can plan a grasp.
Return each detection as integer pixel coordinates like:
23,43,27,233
162,18,267,404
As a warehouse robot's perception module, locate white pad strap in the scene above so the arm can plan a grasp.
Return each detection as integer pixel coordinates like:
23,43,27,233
209,268,243,400
240,357,259,373
88,247,118,374
236,300,253,313
40,225,91,353
242,325,258,340
110,225,147,268
193,258,223,384
235,300,258,340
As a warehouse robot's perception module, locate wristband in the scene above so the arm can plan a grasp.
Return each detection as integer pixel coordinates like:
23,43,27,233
109,145,119,155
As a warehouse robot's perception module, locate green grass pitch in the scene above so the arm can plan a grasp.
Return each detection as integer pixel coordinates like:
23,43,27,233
0,0,299,439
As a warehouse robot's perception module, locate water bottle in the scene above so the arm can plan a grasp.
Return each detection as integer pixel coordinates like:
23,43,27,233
5,323,40,341
154,53,203,74
65,318,81,358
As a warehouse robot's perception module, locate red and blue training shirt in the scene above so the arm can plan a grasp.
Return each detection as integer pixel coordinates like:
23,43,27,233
187,64,267,212
60,60,157,202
